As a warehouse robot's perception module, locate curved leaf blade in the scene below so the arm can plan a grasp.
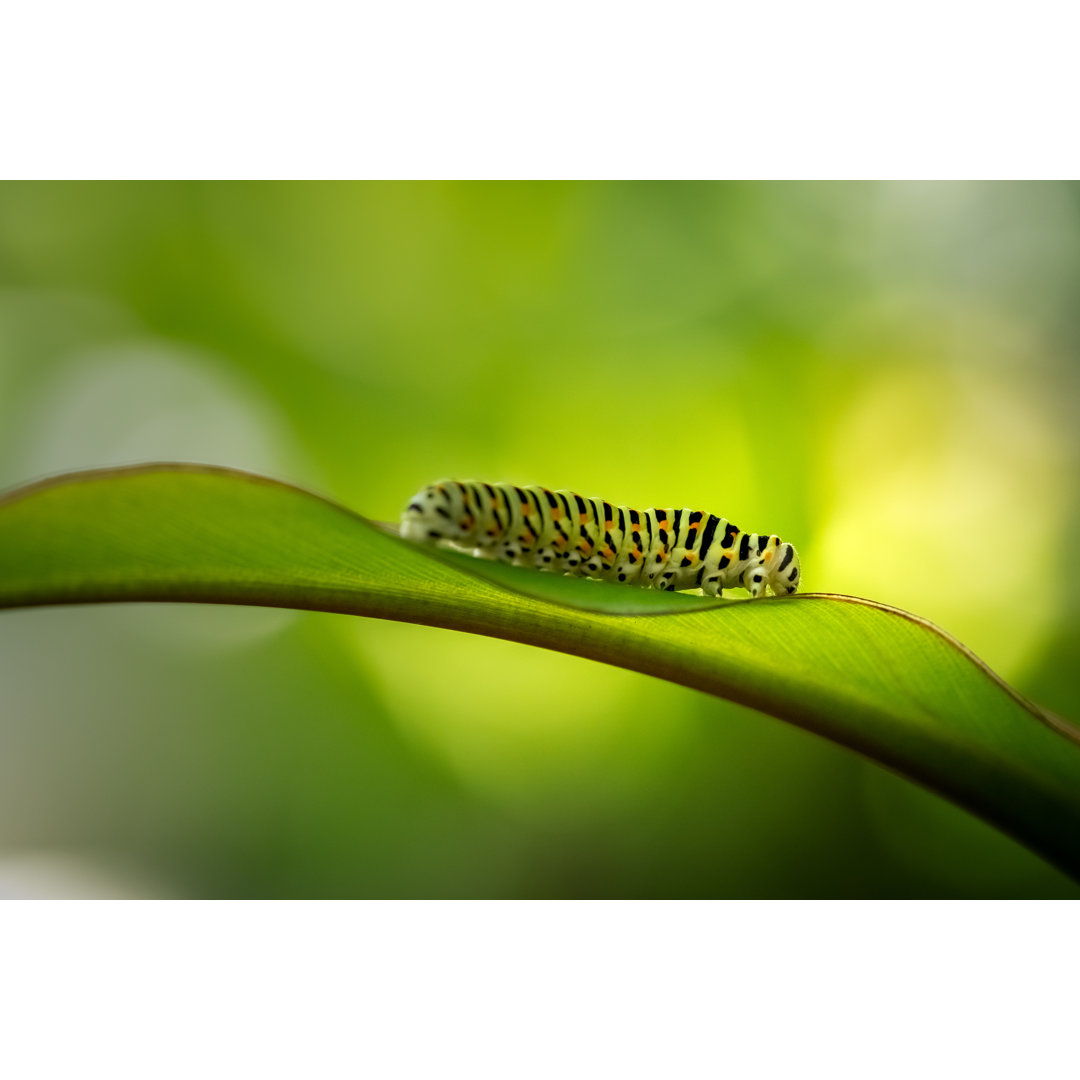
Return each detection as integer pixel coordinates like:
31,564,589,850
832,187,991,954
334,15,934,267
2,463,1079,881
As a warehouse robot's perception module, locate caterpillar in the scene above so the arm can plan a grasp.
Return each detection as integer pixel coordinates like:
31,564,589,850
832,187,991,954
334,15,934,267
401,480,801,599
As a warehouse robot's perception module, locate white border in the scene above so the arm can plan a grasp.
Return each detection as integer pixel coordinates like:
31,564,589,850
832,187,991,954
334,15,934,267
0,902,1075,1079
3,2,1078,178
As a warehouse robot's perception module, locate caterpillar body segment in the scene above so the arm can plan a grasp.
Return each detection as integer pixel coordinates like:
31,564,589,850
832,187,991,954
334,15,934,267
401,481,801,599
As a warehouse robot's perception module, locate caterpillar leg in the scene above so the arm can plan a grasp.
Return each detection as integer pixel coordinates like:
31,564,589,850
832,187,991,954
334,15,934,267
700,575,723,598
531,546,561,570
656,570,678,592
744,565,768,598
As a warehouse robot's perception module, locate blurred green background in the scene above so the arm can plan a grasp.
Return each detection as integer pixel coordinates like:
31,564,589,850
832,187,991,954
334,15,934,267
1,181,1078,898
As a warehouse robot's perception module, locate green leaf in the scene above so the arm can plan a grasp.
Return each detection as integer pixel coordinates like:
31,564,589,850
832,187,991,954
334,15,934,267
3,463,1079,881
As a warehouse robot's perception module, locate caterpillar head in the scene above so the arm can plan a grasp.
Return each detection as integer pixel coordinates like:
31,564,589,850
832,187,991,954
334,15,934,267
766,540,801,596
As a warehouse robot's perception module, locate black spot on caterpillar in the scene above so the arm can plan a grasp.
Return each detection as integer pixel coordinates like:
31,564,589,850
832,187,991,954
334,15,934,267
401,480,802,599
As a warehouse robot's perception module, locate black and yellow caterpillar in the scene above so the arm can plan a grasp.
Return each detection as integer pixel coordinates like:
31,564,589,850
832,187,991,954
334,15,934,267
401,480,801,599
